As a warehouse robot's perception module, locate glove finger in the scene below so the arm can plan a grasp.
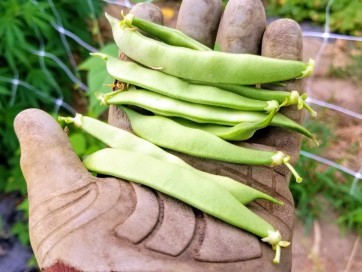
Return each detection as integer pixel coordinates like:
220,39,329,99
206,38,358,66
176,0,223,48
108,2,164,129
216,0,267,54
253,18,305,166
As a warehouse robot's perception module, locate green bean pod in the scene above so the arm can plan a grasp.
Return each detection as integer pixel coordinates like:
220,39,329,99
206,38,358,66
207,82,317,117
121,106,302,182
106,13,314,85
59,114,282,205
98,89,316,142
93,53,279,112
84,147,290,263
124,14,209,51
120,13,317,116
172,109,277,141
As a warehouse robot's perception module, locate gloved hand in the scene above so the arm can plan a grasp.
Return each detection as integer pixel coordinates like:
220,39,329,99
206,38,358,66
14,0,305,271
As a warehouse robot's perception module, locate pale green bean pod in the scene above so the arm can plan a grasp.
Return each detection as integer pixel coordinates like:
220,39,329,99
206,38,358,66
84,147,290,264
98,89,317,143
120,106,303,182
106,13,314,85
92,53,279,112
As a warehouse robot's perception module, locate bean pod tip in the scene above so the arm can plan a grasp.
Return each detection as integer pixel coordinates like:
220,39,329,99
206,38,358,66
298,58,315,79
261,230,291,264
90,52,108,61
124,13,134,26
265,100,280,112
58,114,83,128
271,152,303,183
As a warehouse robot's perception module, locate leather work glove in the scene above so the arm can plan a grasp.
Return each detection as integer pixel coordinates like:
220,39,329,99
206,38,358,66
14,0,306,271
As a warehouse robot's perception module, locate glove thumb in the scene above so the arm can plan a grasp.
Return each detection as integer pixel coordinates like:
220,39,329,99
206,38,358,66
14,109,90,206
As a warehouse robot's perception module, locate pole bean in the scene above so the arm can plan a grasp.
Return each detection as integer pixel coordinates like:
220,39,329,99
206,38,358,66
98,89,316,142
84,147,290,263
121,13,317,117
106,13,314,85
120,106,303,182
171,109,277,141
124,14,210,51
93,53,279,112
59,114,282,205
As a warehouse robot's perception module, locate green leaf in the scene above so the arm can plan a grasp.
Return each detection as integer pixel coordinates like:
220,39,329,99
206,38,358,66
78,43,118,71
0,85,9,95
10,221,30,245
78,43,118,117
16,198,29,218
69,132,87,156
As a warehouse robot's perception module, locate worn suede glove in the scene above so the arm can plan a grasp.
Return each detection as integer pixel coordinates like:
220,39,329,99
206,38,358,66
14,0,305,271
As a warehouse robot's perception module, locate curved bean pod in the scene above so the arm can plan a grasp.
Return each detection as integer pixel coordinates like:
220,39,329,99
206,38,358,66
121,106,302,182
84,147,290,263
93,53,279,112
172,109,277,141
106,13,314,85
59,114,282,205
124,14,209,51
98,89,316,142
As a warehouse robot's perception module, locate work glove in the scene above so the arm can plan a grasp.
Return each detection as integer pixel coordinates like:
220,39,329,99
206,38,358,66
14,0,305,271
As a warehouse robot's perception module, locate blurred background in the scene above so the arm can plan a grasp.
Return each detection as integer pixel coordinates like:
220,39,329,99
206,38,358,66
0,0,361,271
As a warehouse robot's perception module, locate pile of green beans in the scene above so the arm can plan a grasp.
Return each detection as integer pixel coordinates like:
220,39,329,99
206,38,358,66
60,114,289,264
92,53,280,113
59,114,282,205
58,11,320,264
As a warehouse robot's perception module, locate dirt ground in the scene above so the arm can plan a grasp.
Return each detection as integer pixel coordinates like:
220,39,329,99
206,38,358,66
291,37,362,272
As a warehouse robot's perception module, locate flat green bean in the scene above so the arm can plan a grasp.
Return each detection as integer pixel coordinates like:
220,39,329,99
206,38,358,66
59,114,282,205
120,13,317,117
121,106,302,182
92,53,279,112
124,14,210,51
106,13,314,85
172,109,277,141
84,147,290,263
98,89,316,142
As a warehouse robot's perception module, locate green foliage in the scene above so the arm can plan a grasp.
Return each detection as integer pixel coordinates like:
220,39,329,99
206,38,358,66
267,0,362,36
10,221,30,246
131,0,156,3
67,129,106,158
291,120,362,235
9,198,30,246
0,0,105,246
79,43,119,117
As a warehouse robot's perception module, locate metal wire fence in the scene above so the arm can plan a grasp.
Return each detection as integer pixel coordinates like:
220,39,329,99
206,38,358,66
1,0,361,189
